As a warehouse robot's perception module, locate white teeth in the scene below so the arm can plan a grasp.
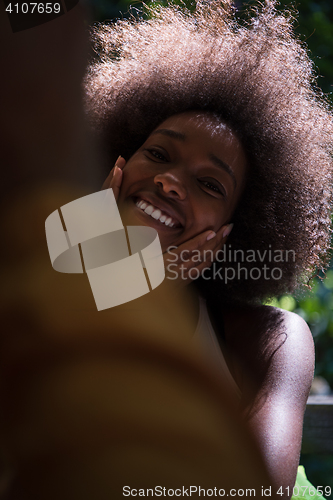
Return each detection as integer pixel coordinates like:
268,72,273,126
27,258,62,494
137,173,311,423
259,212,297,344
144,205,154,215
151,209,162,220
136,199,178,227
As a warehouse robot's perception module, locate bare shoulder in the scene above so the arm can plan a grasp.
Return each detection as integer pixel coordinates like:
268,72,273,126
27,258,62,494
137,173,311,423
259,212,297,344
273,307,314,359
222,306,315,493
223,303,314,358
222,304,314,403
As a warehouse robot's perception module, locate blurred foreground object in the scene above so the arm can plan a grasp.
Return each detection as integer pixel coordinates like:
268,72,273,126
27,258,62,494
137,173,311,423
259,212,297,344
0,189,274,498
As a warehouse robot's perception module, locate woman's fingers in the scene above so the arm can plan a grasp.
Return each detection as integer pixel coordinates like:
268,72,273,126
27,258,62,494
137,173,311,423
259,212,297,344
101,156,126,201
163,230,216,267
110,163,123,202
221,223,233,240
165,223,233,263
163,223,234,285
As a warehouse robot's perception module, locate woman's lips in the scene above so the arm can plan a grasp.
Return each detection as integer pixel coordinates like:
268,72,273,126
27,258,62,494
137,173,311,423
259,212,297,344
133,197,183,229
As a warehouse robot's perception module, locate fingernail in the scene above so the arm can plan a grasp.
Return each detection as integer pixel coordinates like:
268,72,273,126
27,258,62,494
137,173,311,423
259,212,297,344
114,165,121,176
222,223,233,238
206,231,216,241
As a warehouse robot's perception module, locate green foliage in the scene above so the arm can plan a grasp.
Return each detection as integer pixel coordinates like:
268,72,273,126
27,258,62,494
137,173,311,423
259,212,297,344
88,0,196,22
147,0,196,10
88,0,140,22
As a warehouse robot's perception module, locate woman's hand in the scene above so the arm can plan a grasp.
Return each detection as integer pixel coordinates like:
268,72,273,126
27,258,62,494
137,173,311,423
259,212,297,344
102,156,126,201
163,223,233,290
101,159,233,290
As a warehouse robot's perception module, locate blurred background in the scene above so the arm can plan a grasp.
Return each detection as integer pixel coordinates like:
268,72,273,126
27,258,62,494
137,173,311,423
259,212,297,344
85,0,333,490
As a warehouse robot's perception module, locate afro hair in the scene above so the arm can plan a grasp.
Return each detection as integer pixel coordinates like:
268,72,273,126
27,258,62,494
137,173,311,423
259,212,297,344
84,0,333,305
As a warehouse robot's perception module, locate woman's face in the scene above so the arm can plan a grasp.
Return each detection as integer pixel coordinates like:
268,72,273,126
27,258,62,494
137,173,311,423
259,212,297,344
117,111,248,252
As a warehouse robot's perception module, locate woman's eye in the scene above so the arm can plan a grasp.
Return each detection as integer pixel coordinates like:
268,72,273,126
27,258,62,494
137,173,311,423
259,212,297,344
146,149,168,161
200,179,224,195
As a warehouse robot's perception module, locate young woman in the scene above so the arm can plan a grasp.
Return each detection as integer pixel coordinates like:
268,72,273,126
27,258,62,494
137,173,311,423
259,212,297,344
84,1,333,496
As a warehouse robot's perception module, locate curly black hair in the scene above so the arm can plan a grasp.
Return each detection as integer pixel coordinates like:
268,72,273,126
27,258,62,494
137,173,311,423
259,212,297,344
84,0,333,305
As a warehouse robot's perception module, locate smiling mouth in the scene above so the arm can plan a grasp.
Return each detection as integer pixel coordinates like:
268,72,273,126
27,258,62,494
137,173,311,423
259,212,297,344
134,198,182,228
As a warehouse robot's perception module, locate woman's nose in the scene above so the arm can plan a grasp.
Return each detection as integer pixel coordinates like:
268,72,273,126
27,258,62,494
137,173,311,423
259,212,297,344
154,172,187,200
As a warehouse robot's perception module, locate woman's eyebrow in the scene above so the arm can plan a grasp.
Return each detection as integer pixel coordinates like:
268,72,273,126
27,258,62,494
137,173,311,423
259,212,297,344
209,153,237,188
150,129,186,141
